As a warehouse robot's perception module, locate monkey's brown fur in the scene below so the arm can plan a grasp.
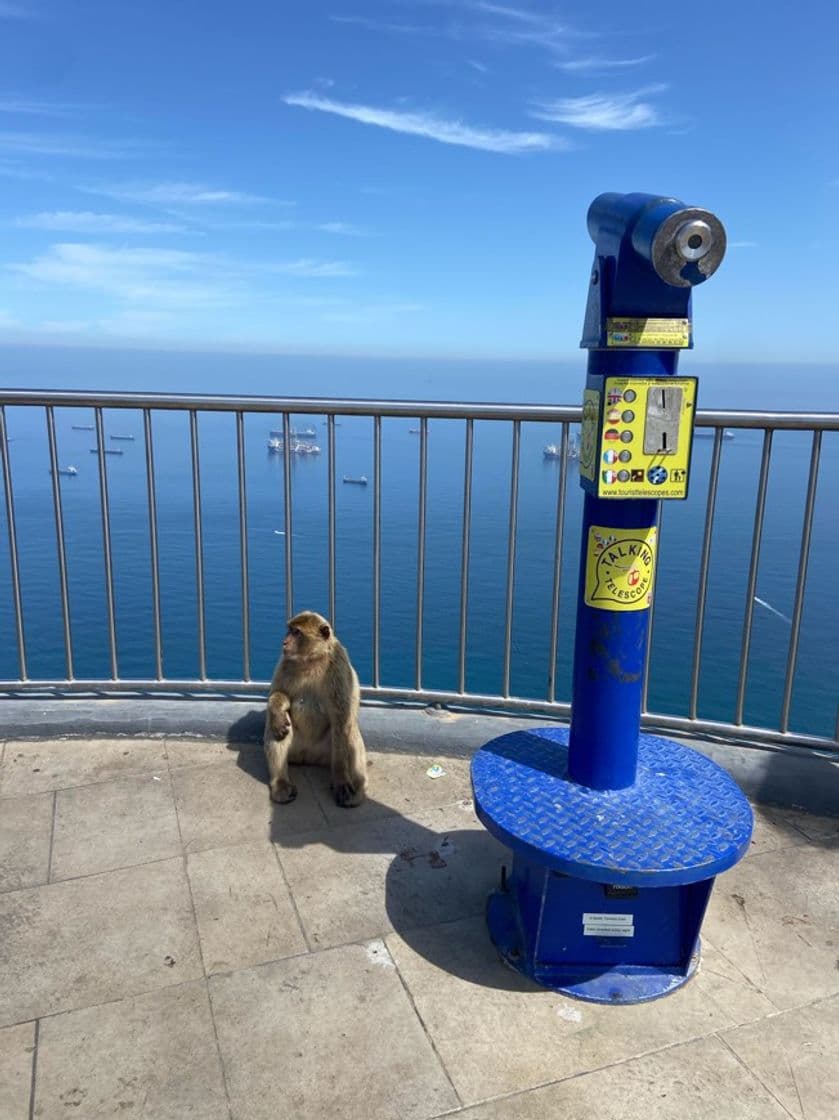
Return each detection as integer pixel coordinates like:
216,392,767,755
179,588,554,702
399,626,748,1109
264,611,368,807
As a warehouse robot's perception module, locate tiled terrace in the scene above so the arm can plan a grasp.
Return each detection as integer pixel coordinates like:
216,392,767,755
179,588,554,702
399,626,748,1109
1,709,837,1119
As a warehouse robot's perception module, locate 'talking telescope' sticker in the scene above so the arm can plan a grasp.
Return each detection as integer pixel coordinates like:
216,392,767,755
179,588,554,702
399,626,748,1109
584,525,657,612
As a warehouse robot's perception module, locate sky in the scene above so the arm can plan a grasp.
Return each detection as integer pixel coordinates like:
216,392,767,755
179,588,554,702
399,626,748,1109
0,0,837,361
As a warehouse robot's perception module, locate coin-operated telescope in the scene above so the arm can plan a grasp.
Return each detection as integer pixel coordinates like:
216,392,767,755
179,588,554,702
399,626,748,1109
471,194,752,1004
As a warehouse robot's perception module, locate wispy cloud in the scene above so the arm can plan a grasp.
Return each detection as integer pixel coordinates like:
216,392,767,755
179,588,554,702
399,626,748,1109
37,318,96,334
83,180,278,206
14,211,188,234
467,1,569,52
265,258,358,278
0,2,37,18
321,300,422,324
331,14,428,36
0,158,56,182
0,98,84,116
0,131,147,159
316,221,369,237
9,242,358,312
730,241,758,249
334,3,575,58
557,55,655,73
189,217,297,233
283,91,562,153
11,243,224,306
531,86,666,130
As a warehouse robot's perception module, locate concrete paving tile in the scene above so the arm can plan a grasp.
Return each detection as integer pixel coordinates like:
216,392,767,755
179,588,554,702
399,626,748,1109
722,994,839,1120
0,738,166,797
276,802,505,949
0,1022,35,1120
171,755,326,853
166,737,247,769
187,840,307,974
305,748,474,827
787,811,839,845
385,915,775,1105
451,1035,789,1119
50,772,181,881
0,858,202,1027
209,941,458,1120
746,805,813,856
704,844,839,1010
34,980,229,1120
0,792,53,892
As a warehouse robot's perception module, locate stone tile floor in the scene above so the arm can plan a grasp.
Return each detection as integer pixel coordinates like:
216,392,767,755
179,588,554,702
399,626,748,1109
0,734,837,1119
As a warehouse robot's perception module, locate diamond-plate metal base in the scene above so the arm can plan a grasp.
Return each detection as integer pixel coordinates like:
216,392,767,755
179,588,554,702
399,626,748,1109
472,726,753,885
472,726,752,1004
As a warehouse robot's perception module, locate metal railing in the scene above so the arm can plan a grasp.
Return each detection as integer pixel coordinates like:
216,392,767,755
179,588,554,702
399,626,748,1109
0,388,837,755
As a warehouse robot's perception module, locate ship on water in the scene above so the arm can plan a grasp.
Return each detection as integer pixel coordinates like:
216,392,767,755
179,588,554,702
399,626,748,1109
109,434,135,441
342,475,368,485
90,447,124,455
268,437,321,455
543,437,579,460
71,425,94,431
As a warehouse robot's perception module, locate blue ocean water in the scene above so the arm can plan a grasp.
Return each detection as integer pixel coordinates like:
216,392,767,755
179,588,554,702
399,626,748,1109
1,344,837,741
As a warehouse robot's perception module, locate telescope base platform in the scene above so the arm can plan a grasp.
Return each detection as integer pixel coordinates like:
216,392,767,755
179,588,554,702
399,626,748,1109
471,727,753,1005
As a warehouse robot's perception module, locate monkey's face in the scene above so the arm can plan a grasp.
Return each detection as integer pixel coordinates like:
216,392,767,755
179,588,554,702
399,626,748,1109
282,614,332,661
282,625,308,659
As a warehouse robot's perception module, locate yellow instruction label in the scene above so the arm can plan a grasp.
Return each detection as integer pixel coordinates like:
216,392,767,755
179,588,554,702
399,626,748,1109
606,318,690,348
584,525,657,612
596,377,696,499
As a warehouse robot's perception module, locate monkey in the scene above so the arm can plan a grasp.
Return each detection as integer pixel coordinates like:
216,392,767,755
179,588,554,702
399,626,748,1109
264,611,368,808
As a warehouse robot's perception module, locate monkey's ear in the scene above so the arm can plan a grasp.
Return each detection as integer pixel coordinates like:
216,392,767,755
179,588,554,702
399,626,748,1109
319,624,331,640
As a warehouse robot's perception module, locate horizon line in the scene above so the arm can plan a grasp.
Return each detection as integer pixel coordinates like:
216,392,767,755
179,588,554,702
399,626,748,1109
0,335,834,366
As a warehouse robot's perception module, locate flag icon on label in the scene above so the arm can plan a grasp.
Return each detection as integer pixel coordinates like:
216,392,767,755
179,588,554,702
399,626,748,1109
602,469,618,484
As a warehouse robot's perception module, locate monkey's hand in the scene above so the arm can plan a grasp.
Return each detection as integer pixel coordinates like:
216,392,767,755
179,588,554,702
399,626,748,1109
267,692,292,740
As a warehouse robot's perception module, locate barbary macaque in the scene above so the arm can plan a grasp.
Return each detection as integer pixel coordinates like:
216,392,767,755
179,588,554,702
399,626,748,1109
264,611,368,807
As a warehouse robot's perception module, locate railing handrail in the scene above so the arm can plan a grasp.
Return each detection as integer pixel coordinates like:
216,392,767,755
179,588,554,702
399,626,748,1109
1,388,838,430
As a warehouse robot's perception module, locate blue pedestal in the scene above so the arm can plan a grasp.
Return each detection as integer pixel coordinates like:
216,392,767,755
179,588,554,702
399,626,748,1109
471,726,753,1003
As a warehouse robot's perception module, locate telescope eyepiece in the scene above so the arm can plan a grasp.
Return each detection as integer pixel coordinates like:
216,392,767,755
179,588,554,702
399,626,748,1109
674,219,714,262
646,207,726,287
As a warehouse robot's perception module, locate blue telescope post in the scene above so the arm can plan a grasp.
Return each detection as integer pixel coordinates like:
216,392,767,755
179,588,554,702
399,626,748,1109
569,192,722,790
471,193,753,1004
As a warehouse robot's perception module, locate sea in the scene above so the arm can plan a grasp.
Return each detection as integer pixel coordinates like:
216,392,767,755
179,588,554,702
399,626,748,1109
1,344,838,743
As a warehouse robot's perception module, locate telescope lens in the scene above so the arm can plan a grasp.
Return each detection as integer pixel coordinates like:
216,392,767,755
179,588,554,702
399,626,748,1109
675,219,713,262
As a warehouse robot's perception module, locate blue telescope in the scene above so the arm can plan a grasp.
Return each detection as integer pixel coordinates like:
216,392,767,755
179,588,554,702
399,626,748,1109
471,193,752,1004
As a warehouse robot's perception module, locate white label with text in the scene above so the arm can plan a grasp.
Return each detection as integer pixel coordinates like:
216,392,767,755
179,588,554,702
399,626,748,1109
582,913,634,938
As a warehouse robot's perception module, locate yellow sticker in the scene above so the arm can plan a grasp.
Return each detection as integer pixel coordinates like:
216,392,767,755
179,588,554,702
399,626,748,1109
584,526,657,612
579,389,600,481
606,318,690,348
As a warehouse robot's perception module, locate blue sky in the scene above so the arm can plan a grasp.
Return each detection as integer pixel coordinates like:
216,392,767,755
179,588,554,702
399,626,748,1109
0,0,837,360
